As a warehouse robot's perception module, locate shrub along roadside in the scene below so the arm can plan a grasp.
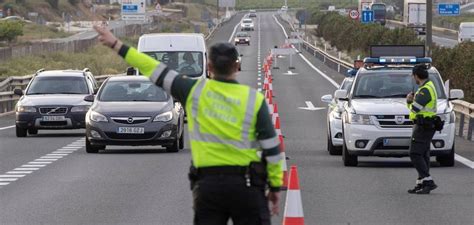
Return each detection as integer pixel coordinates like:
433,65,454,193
310,12,474,102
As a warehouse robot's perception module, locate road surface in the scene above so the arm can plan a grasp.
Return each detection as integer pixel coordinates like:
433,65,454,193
0,12,473,225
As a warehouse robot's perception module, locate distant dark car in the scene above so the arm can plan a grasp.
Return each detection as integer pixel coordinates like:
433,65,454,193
234,31,250,46
249,13,257,17
14,69,98,137
85,76,185,153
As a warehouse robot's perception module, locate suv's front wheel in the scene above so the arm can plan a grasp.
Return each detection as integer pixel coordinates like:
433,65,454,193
327,130,342,155
436,143,455,167
16,125,27,137
342,139,358,167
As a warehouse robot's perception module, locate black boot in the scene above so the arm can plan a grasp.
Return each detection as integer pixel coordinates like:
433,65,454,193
416,180,438,194
408,183,422,194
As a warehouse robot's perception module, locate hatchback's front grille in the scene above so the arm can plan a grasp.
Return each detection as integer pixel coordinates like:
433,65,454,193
40,107,68,115
111,117,150,125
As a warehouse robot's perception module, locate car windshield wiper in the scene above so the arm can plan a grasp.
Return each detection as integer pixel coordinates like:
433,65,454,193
354,95,381,98
382,94,408,98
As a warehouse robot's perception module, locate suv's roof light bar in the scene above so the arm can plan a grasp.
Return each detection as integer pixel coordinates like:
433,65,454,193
363,57,432,65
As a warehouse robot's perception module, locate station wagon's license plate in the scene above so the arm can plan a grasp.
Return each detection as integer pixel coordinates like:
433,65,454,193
117,127,145,134
383,138,410,147
42,116,66,121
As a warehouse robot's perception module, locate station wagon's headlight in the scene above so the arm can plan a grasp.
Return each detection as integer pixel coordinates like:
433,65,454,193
71,105,90,112
346,113,372,125
16,106,36,113
90,111,108,122
153,111,173,122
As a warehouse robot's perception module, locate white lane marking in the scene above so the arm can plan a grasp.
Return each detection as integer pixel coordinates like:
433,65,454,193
298,101,326,111
22,164,46,168
227,17,243,43
455,154,474,169
258,88,262,92
258,82,262,86
0,175,25,178
272,14,474,168
0,125,15,131
258,77,261,80
0,138,84,188
14,168,40,171
7,171,33,174
283,71,298,76
272,14,339,88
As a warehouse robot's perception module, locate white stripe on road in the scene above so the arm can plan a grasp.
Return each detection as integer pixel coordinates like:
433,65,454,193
21,164,46,168
40,156,64,159
455,154,474,169
0,125,15,131
14,168,40,171
0,183,10,186
35,158,58,162
28,161,53,164
0,178,18,182
7,171,33,174
0,175,25,178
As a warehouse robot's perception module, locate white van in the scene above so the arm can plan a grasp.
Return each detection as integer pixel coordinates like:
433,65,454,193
133,33,208,78
458,22,474,43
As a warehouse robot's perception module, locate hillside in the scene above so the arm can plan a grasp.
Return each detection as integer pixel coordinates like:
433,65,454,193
0,0,106,22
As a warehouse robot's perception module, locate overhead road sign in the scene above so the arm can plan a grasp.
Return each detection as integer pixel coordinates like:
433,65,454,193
219,0,236,8
361,10,374,23
438,3,460,16
122,0,146,21
349,9,359,20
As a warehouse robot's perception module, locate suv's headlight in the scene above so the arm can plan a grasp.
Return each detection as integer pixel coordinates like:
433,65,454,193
346,113,372,125
234,38,239,42
332,111,342,119
89,111,108,122
153,111,173,122
71,105,90,112
439,112,455,124
16,106,36,113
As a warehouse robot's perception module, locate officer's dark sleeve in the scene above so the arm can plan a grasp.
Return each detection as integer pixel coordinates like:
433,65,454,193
411,88,432,113
118,44,197,106
256,100,283,192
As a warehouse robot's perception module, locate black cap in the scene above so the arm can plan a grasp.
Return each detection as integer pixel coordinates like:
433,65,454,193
209,42,239,62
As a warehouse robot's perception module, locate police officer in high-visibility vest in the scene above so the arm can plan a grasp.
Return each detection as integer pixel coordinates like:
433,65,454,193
94,26,283,224
406,64,439,195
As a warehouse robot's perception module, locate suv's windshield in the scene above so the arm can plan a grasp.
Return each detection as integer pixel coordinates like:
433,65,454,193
99,81,168,102
144,51,203,77
27,76,89,95
236,32,249,37
243,19,252,23
352,72,446,99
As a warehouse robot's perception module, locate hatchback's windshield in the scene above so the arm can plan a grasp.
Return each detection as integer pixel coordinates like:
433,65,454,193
27,76,89,95
99,81,168,102
353,72,446,99
144,51,203,77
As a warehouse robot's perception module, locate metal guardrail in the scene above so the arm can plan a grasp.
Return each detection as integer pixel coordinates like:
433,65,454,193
278,12,474,141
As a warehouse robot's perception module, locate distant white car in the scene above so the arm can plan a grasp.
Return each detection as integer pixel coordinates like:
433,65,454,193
241,18,254,31
321,77,354,155
458,22,474,43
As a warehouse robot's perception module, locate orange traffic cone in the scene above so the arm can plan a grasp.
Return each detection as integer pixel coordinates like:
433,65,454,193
265,90,273,105
274,116,281,130
283,165,305,225
273,103,278,114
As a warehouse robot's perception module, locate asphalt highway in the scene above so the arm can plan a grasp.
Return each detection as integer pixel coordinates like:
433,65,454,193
0,12,473,225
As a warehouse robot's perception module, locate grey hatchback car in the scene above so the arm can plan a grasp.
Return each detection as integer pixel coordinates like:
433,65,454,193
84,76,185,153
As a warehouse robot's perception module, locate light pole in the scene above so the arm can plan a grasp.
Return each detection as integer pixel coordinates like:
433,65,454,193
426,0,433,57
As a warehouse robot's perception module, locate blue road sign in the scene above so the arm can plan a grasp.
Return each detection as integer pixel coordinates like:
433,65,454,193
122,5,138,13
438,3,460,16
361,10,374,23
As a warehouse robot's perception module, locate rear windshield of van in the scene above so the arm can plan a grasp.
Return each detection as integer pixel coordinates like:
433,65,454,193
144,51,204,77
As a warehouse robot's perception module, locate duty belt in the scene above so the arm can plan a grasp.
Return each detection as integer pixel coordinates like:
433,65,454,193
197,166,247,177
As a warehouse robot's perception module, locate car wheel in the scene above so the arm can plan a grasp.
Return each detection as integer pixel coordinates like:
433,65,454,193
28,129,38,135
342,138,358,167
166,137,180,153
85,137,100,153
436,143,455,167
16,125,27,137
179,132,184,150
327,131,342,155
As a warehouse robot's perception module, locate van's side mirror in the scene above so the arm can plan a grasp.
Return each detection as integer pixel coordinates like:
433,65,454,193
126,67,137,76
449,89,464,101
335,90,348,101
84,95,95,102
13,89,24,96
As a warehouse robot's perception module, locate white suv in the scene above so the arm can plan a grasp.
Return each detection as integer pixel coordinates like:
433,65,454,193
336,59,464,167
241,18,254,31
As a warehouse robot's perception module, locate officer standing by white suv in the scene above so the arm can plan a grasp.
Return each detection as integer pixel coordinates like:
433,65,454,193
406,65,441,195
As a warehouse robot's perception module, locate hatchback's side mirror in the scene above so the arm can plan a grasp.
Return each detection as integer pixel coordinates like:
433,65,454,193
335,90,348,101
126,67,137,76
14,89,23,96
321,94,333,103
449,89,464,101
84,95,95,102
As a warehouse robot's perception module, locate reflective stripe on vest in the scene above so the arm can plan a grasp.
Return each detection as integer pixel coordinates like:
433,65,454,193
189,79,259,150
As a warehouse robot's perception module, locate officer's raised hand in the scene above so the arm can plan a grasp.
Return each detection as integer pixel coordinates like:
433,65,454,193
94,25,122,51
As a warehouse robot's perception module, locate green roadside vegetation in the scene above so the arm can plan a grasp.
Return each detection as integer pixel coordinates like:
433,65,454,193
18,23,71,42
201,0,356,10
434,13,474,29
309,12,474,102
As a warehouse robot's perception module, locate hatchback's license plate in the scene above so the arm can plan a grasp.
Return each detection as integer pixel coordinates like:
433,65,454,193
383,138,410,147
117,127,145,134
42,116,66,121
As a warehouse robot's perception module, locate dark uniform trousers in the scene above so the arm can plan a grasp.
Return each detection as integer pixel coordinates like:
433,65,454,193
192,175,271,225
409,124,436,179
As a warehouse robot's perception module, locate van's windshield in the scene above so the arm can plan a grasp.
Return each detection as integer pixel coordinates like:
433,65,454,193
144,51,204,77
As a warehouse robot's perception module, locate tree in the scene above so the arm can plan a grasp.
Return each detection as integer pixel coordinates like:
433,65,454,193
46,0,59,9
68,0,79,5
0,21,24,43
